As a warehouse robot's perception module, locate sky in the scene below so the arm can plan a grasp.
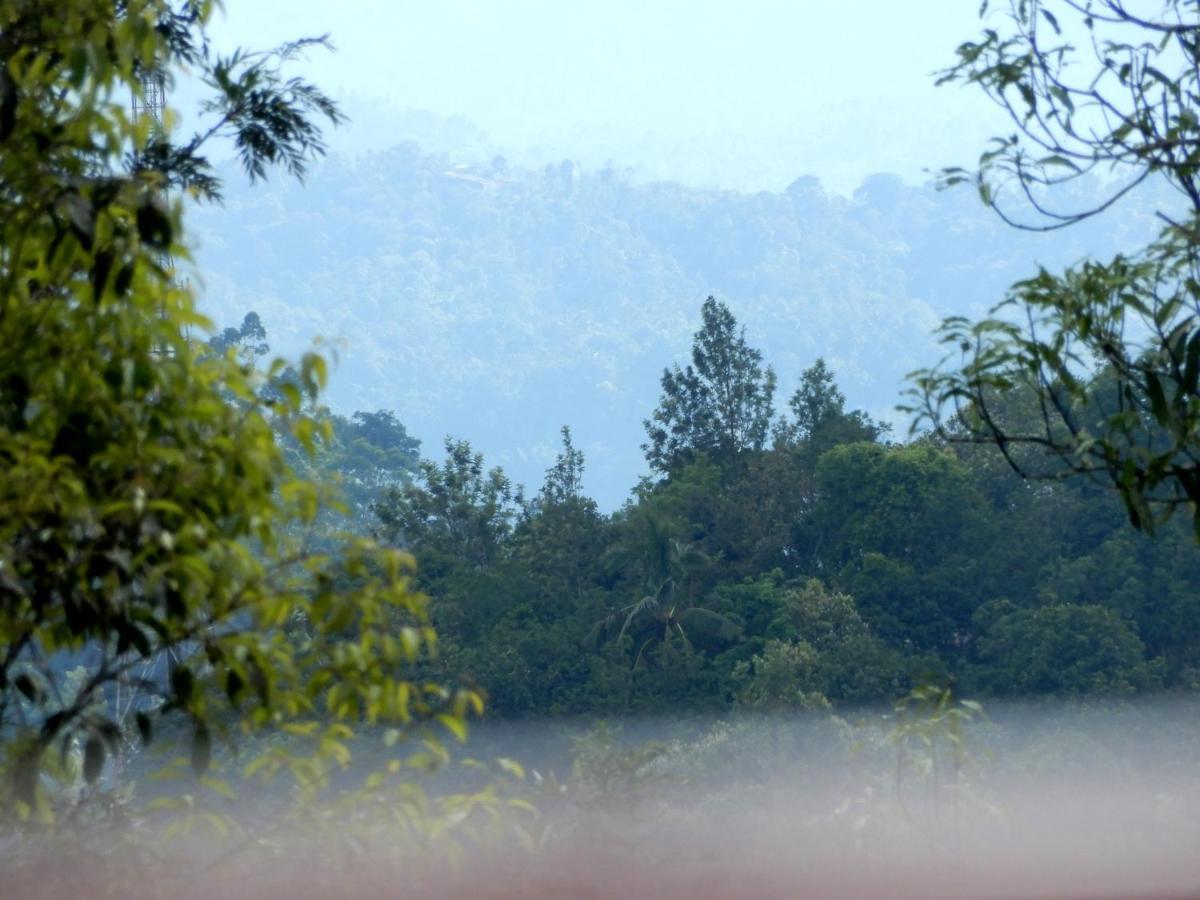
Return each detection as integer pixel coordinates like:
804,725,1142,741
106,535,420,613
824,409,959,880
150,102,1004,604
191,1,1013,195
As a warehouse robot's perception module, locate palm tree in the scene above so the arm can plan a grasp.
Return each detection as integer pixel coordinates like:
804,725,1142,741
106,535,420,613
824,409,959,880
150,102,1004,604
587,512,740,669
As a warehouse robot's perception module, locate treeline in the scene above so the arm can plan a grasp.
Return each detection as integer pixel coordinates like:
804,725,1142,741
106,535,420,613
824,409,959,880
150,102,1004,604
244,299,1199,716
192,142,1169,507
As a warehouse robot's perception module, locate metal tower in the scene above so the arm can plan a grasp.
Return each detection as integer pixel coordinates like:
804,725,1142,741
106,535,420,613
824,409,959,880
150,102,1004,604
131,70,167,132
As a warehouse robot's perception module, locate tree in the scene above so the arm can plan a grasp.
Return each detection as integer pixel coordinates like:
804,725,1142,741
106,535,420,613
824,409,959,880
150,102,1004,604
325,410,421,518
776,358,889,454
588,512,740,671
374,438,522,572
0,1,471,821
706,572,904,706
908,0,1200,537
643,296,776,474
537,426,586,508
810,443,991,653
972,604,1162,697
207,311,270,363
733,640,830,711
516,426,608,589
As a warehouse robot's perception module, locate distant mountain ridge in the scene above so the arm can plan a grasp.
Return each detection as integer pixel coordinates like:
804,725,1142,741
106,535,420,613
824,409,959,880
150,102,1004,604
189,142,1165,508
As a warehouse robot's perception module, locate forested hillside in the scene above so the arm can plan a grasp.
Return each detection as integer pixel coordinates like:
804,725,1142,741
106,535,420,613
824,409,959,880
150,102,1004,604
190,140,1167,507
276,296,1200,718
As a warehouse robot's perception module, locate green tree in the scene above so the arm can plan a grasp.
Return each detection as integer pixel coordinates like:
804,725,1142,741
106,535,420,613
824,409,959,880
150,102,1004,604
588,512,740,670
207,310,270,363
811,443,991,654
0,1,469,821
320,410,421,526
374,438,522,572
972,604,1162,697
208,313,421,532
909,0,1200,537
712,574,905,705
643,296,777,474
733,640,830,711
517,426,608,590
776,358,889,454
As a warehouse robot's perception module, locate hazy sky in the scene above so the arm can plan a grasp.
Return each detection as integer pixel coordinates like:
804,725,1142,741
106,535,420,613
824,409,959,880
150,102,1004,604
194,1,1011,194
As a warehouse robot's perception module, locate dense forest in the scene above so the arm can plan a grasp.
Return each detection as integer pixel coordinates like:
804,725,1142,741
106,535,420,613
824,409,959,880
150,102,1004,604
262,291,1198,718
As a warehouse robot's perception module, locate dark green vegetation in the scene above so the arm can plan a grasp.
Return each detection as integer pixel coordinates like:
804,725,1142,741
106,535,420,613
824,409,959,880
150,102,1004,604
297,291,1196,718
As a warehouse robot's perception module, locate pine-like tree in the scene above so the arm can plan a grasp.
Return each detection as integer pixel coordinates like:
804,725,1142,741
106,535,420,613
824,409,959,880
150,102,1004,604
643,297,776,474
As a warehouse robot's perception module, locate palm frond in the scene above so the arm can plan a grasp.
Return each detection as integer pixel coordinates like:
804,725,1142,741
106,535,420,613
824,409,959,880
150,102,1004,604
583,611,622,649
618,593,664,640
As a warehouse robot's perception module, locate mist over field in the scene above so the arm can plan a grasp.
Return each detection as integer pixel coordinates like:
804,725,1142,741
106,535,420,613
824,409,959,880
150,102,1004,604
10,702,1200,899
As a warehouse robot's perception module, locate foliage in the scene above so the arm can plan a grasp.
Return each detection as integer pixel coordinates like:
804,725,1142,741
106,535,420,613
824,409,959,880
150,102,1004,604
374,438,523,573
733,640,830,711
227,292,1193,720
207,311,270,364
909,0,1200,537
776,358,890,454
587,512,740,672
315,410,422,530
565,721,670,808
971,603,1163,696
537,426,586,508
812,443,991,654
643,296,776,475
0,0,472,825
886,684,987,820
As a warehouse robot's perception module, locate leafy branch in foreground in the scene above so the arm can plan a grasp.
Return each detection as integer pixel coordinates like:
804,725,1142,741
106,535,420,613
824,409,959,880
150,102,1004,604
0,0,472,825
909,0,1200,537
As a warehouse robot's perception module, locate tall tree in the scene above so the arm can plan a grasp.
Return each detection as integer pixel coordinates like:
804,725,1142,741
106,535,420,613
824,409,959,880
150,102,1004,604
588,512,739,670
538,426,587,508
776,358,889,454
0,1,469,819
374,438,522,572
207,311,270,363
643,296,776,474
908,0,1200,537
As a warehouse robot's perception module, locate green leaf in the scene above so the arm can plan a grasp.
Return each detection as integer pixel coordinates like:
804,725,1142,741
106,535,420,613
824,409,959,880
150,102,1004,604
225,668,244,703
14,673,41,704
135,195,172,248
1183,331,1200,394
171,665,195,705
1145,372,1169,424
437,713,468,743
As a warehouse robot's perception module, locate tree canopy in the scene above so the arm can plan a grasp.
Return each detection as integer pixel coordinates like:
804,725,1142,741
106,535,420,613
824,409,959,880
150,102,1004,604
643,296,776,474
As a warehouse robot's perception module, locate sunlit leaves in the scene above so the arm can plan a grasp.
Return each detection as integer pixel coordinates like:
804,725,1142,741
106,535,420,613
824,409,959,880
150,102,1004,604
0,0,473,827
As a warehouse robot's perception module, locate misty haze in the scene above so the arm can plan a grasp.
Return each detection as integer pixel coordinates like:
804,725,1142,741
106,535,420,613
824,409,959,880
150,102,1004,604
3,2,1200,898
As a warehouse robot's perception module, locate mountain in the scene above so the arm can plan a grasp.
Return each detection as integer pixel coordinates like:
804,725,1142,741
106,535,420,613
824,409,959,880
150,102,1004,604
188,141,1166,508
